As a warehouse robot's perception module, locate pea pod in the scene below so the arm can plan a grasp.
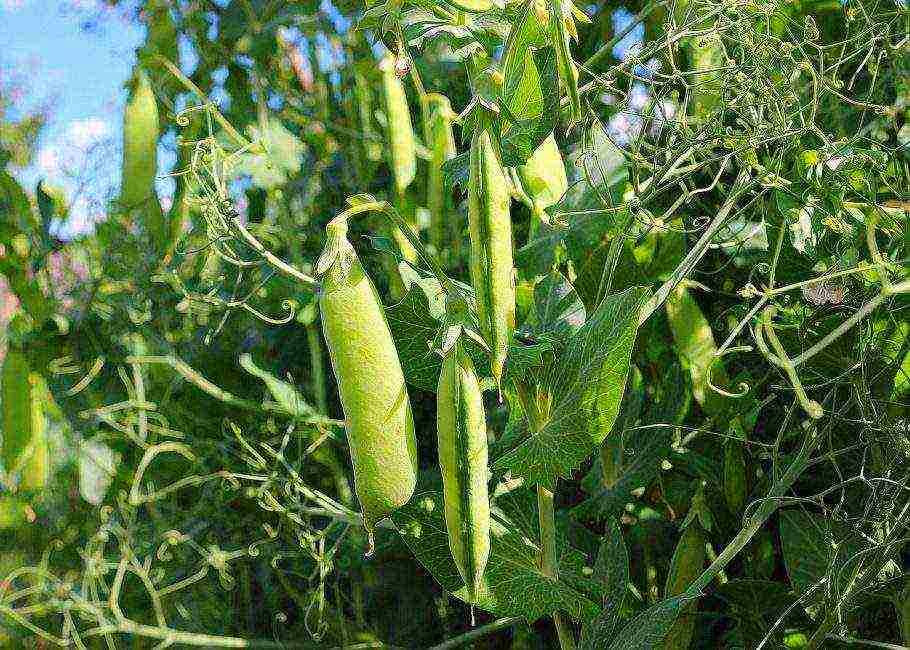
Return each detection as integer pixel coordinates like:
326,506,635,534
437,335,490,603
665,283,728,415
2,349,37,479
121,67,166,249
663,523,707,650
380,55,417,196
468,126,516,388
723,442,747,516
425,94,457,256
380,55,419,288
317,220,417,549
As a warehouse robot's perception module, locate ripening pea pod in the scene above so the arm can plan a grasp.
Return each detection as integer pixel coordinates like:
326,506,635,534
17,372,47,492
425,94,457,257
121,67,167,251
380,55,417,196
665,282,729,416
662,522,708,650
2,349,38,480
380,55,419,290
546,0,589,125
516,134,568,238
468,125,516,389
723,441,747,517
437,329,491,605
316,219,418,551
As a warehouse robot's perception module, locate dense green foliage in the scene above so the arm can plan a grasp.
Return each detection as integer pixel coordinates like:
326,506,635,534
1,0,909,647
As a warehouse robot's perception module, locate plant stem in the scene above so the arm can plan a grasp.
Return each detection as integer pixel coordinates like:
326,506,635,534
683,418,820,597
306,321,328,416
538,485,576,650
428,617,523,650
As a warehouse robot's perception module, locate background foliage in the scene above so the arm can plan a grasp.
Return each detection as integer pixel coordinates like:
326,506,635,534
1,0,909,648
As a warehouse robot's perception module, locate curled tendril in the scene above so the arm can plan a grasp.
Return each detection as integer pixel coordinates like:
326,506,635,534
708,347,753,398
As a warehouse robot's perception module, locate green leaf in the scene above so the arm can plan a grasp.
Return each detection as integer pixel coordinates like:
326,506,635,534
232,119,305,190
499,47,560,167
386,275,490,391
779,509,831,618
393,491,600,622
579,518,630,650
494,287,650,490
522,270,586,337
238,353,316,417
606,596,684,650
442,151,470,192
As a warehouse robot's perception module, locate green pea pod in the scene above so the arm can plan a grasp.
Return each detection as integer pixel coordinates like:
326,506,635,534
437,336,490,603
468,126,516,388
121,67,166,249
2,349,34,476
317,220,418,550
665,284,728,416
723,443,747,516
663,523,707,650
548,0,583,125
426,94,457,256
380,55,417,196
517,134,568,237
18,372,47,492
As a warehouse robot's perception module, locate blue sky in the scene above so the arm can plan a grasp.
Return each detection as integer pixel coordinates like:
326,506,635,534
2,1,144,234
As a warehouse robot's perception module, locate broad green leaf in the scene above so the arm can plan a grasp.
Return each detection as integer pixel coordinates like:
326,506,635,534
579,519,630,650
393,491,600,623
500,48,560,167
606,596,685,650
494,287,650,489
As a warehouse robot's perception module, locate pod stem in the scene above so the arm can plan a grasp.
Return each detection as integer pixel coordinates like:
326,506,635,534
332,198,462,300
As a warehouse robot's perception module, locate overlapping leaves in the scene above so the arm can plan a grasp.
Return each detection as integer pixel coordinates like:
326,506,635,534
494,286,650,490
392,491,601,622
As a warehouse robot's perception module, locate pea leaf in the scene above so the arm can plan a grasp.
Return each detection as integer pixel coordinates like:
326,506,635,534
494,287,650,490
522,270,586,337
386,274,490,391
393,491,601,623
238,353,316,417
579,518,630,650
605,597,685,650
499,47,560,166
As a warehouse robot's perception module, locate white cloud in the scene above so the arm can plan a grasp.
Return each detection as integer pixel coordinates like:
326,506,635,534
37,147,60,175
0,0,30,11
68,117,111,148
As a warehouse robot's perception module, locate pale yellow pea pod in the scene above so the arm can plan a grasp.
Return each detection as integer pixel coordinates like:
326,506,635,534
517,134,568,234
317,220,418,551
437,336,490,603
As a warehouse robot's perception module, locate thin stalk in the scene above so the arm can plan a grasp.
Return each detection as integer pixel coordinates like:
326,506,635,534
538,485,576,650
428,617,523,650
639,171,754,326
683,416,820,597
306,321,329,416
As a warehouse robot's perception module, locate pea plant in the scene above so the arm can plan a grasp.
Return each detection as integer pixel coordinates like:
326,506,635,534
1,0,909,647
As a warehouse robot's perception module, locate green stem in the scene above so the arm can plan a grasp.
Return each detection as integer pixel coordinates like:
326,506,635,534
683,418,820,597
428,617,523,650
538,485,576,650
306,321,328,416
